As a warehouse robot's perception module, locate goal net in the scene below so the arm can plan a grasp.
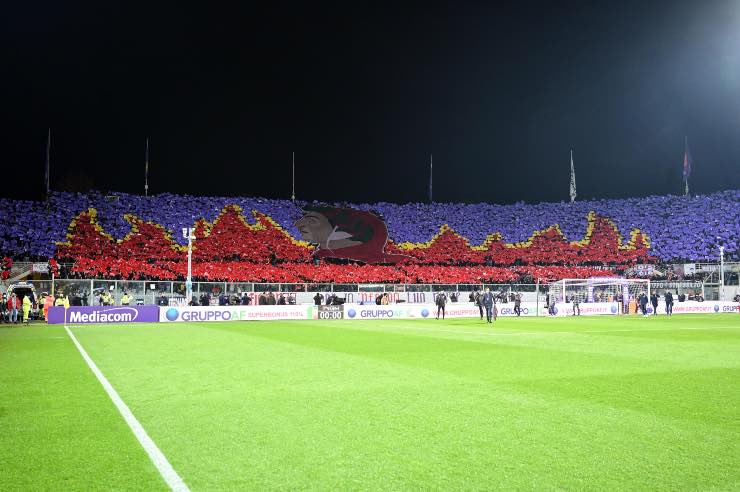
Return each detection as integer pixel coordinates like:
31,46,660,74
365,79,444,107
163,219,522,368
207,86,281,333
547,277,650,311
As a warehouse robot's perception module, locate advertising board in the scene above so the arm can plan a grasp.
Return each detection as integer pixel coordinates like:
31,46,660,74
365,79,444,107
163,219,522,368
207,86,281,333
47,305,160,325
551,302,620,316
159,305,311,322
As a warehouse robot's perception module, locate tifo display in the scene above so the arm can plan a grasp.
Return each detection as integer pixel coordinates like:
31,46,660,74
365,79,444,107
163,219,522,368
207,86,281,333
1,190,737,284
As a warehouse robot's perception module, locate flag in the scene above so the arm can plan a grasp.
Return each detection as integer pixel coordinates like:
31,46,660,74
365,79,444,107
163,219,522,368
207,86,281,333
44,128,51,197
428,154,433,203
569,149,577,203
683,136,692,195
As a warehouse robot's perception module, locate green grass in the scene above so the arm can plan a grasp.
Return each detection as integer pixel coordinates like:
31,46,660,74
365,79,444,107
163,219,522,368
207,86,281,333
1,314,739,490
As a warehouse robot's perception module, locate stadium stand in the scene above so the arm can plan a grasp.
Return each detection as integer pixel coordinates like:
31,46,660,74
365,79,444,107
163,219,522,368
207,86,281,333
0,190,737,283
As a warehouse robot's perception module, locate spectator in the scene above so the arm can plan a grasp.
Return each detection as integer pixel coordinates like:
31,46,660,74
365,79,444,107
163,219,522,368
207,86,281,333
7,292,19,323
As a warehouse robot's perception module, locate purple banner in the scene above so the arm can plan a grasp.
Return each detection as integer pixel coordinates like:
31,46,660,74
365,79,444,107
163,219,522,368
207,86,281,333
47,305,160,325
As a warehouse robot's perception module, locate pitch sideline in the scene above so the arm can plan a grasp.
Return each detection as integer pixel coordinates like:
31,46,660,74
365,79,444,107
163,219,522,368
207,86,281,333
64,326,190,492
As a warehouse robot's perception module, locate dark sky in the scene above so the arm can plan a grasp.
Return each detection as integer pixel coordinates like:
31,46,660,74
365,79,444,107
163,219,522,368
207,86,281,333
2,1,739,204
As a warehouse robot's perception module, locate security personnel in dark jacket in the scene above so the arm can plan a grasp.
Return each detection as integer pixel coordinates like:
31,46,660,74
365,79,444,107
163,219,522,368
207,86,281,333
664,292,674,315
435,292,447,320
474,291,484,320
639,293,649,316
481,288,495,324
514,293,522,316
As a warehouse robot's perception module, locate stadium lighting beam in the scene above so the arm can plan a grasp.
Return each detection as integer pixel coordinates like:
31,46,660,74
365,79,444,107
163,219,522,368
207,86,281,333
183,228,195,303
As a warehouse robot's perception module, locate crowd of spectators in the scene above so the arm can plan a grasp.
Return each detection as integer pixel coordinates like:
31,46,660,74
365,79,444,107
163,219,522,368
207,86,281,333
0,189,737,284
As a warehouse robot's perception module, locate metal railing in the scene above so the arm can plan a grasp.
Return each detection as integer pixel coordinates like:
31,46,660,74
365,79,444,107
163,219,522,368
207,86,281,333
3,261,737,304
0,278,730,306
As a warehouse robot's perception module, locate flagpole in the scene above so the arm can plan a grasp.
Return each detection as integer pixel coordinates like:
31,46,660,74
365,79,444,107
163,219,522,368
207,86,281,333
684,136,689,196
145,138,150,197
45,128,51,199
291,151,296,202
429,153,433,203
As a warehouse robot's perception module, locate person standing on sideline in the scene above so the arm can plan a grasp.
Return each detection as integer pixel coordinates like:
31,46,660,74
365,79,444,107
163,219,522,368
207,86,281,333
435,291,447,320
664,291,674,315
546,293,556,316
55,293,70,309
43,292,54,322
650,292,659,315
639,292,649,316
21,294,31,324
481,288,494,324
514,293,522,316
572,294,580,316
120,292,131,306
474,290,484,320
7,292,19,324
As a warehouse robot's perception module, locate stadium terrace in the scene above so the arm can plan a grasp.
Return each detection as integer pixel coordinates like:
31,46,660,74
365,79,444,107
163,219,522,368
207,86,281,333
0,190,738,284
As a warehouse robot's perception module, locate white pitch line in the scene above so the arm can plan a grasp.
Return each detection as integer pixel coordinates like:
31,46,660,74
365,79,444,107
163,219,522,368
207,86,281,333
64,326,190,492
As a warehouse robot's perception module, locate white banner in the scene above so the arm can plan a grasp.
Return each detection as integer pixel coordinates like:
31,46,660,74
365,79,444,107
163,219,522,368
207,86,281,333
650,301,739,315
160,304,312,322
32,263,49,273
340,302,546,320
551,302,620,316
158,300,738,323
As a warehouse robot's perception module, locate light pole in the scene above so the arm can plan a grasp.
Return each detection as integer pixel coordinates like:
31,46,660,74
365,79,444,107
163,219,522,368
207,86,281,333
719,244,725,301
182,228,195,303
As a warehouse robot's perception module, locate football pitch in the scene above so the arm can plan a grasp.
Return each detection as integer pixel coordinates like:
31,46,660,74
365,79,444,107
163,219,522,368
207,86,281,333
1,315,739,490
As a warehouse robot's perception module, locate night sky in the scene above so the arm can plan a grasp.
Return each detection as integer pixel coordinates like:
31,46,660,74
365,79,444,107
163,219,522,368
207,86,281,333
2,1,739,204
